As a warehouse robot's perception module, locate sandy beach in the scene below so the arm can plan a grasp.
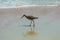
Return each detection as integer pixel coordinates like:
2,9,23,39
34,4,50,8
0,5,60,40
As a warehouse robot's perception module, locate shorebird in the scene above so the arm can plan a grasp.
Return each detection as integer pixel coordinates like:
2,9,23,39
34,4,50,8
21,14,38,31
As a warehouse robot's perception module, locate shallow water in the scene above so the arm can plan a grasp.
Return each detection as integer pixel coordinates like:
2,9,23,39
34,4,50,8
0,0,60,7
0,5,60,40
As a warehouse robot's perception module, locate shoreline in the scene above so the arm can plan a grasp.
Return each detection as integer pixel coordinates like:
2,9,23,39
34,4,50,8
0,4,58,9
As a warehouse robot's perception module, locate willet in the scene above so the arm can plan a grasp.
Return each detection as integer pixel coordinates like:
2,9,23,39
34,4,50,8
21,14,38,31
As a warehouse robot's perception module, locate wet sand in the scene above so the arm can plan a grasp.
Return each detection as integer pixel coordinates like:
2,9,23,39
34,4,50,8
0,5,60,40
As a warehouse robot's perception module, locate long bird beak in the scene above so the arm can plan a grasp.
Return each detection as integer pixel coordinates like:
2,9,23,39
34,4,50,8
21,15,24,18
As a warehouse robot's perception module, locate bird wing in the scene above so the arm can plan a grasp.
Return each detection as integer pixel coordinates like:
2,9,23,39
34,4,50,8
28,16,35,18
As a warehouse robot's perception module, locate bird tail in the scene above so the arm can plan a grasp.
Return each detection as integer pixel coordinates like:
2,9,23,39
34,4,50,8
35,17,38,19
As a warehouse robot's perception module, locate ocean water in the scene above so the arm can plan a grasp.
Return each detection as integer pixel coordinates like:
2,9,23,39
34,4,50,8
0,0,60,7
0,5,60,40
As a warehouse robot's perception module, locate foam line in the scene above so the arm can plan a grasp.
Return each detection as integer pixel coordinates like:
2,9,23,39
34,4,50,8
0,5,58,9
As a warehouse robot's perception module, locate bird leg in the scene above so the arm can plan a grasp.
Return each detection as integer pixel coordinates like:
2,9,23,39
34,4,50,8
33,20,35,31
30,20,32,26
30,20,35,31
30,20,33,31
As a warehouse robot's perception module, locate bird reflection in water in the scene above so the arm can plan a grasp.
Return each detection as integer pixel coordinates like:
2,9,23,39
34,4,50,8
21,14,38,36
